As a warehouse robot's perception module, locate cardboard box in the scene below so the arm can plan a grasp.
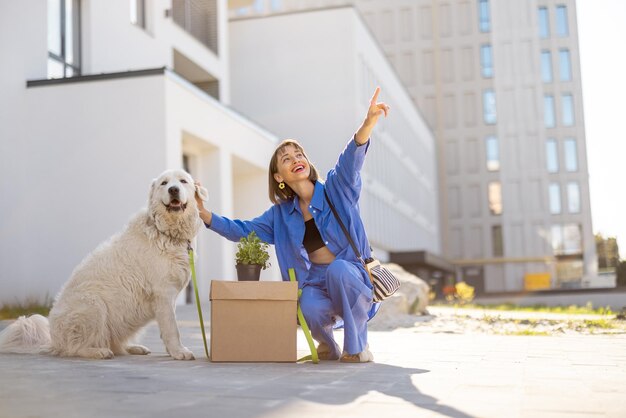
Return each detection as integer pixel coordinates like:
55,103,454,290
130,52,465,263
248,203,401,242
209,280,298,362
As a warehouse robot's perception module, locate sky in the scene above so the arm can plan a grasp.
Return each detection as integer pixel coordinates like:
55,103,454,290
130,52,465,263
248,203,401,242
576,0,626,258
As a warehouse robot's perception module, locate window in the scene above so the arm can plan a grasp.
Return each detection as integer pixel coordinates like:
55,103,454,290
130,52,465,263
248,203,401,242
479,0,490,32
567,182,581,213
544,95,555,128
556,5,569,36
480,44,493,77
551,225,563,254
130,0,145,28
564,138,578,171
541,50,552,82
483,89,497,124
492,225,504,257
549,182,561,214
485,136,500,171
559,49,572,81
488,181,502,215
562,94,574,126
553,224,582,255
563,223,582,254
538,7,549,38
546,138,559,173
47,0,81,78
253,0,264,13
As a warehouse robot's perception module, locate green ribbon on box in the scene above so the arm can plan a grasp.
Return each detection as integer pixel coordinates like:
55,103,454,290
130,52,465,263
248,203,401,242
289,268,319,364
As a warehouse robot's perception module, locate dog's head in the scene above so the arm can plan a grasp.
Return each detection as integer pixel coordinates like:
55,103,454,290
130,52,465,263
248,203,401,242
149,169,208,215
149,169,197,213
147,169,209,241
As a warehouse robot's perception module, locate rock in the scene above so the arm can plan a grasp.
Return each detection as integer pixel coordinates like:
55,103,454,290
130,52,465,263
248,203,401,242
369,263,431,329
383,263,430,315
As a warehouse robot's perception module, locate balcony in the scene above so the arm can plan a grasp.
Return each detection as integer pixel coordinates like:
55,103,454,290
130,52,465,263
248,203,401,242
171,0,219,54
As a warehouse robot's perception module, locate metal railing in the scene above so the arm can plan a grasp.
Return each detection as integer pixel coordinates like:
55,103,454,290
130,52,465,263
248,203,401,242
171,0,219,54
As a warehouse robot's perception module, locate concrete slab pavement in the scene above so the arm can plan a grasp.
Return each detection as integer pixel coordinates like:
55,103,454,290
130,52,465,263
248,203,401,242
1,304,625,418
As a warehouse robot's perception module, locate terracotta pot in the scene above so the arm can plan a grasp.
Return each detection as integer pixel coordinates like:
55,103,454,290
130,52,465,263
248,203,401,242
236,263,262,281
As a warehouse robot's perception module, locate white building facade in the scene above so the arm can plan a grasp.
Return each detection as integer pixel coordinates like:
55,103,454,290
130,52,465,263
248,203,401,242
0,0,281,305
239,0,598,292
1,0,441,305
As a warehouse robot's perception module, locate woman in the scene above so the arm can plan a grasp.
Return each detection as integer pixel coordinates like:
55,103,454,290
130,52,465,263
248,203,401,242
196,87,390,362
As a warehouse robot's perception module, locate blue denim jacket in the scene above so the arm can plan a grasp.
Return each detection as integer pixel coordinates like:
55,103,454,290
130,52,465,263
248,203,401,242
208,138,375,301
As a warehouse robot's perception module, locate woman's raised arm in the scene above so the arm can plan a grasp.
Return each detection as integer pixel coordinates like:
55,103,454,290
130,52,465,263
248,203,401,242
355,87,390,144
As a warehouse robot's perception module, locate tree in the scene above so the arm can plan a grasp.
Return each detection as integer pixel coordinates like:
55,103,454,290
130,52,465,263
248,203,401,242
595,233,619,270
617,261,626,287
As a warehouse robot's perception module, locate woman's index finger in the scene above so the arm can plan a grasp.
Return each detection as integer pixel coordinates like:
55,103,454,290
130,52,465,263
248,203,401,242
370,87,381,104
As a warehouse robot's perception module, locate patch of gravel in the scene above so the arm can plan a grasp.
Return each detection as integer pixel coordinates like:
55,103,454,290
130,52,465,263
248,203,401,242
369,305,626,335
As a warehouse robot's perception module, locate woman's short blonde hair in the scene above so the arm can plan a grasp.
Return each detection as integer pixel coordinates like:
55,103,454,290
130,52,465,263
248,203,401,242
268,139,320,204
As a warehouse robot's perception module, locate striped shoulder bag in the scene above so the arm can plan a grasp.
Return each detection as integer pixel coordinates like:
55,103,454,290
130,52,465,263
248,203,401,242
324,190,400,302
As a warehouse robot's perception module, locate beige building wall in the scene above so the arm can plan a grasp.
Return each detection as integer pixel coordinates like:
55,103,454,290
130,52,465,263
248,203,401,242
237,0,597,291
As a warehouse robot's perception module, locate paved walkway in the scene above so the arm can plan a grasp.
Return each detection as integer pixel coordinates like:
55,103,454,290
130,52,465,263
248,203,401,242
1,305,625,418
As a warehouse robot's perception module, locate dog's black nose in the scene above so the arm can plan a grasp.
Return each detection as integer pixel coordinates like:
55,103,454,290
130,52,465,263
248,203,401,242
168,186,179,196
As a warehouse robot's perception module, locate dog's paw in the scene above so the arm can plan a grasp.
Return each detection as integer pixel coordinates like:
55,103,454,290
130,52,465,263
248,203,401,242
169,347,195,360
126,345,151,355
78,348,114,359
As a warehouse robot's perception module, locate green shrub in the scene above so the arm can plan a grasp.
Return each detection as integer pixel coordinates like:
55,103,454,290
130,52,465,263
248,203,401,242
0,297,53,320
235,231,271,269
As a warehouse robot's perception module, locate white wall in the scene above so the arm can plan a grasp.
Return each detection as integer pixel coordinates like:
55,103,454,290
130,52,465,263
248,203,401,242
230,9,356,174
0,76,167,304
83,0,231,102
0,68,279,305
82,0,167,73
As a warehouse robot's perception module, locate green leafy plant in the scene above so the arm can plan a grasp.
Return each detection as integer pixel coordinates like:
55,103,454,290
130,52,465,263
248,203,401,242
235,231,271,269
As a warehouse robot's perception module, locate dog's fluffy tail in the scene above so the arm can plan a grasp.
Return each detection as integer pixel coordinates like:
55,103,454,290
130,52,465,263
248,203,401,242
0,314,50,354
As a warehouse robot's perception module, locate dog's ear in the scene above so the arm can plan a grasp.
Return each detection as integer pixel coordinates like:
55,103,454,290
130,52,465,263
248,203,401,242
148,179,157,202
195,184,209,202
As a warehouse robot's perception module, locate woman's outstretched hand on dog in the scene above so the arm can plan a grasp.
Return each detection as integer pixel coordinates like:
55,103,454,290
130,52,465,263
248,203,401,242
355,86,390,145
194,181,212,226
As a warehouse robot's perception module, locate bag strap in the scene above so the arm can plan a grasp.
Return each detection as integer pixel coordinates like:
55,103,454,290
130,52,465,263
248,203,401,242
323,189,365,264
188,244,209,359
289,268,319,364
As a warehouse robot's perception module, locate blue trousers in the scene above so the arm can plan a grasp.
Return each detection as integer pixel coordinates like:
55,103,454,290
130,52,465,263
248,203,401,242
299,260,373,356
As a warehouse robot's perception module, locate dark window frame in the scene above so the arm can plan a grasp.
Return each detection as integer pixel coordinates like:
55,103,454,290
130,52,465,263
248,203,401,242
131,0,147,29
48,0,81,78
491,225,504,257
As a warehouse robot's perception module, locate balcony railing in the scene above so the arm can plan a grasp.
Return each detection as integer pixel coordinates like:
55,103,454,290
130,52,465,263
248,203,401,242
172,0,219,55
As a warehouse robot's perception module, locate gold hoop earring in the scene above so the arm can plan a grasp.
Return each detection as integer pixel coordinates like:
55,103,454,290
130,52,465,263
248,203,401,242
278,182,285,190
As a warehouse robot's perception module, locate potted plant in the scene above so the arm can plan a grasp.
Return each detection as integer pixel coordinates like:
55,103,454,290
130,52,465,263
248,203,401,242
235,231,271,281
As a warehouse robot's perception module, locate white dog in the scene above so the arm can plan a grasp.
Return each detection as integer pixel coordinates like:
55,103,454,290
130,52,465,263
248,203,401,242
0,169,208,360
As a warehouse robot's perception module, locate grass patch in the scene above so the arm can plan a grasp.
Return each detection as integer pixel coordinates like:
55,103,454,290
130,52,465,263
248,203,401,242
0,298,52,320
581,319,616,329
504,329,550,336
435,302,614,316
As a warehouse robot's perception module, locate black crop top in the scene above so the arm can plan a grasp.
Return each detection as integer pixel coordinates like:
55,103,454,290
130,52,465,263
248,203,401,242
303,218,325,253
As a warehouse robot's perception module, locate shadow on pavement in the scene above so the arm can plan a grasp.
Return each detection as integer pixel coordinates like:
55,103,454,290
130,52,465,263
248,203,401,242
285,362,475,418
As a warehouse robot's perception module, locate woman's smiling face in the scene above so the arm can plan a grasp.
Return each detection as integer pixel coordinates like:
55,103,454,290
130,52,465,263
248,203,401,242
274,144,311,183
